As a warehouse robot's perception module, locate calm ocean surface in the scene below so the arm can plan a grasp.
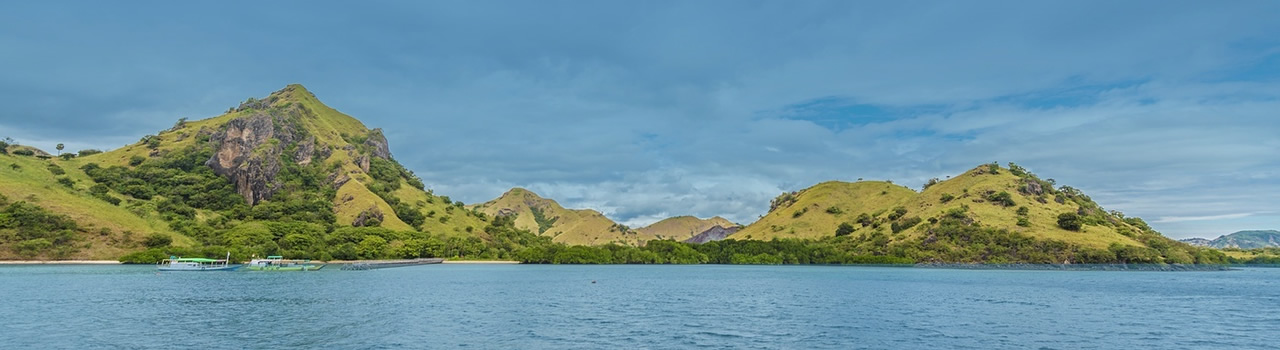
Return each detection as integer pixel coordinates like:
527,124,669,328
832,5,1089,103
1,264,1277,349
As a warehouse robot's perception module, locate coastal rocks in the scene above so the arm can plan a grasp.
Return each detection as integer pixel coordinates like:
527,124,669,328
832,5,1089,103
205,113,296,205
1021,179,1044,196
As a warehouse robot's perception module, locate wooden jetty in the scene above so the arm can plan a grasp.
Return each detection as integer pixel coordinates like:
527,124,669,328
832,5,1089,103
339,258,445,271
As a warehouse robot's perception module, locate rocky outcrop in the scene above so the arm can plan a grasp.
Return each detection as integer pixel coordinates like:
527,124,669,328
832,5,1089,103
683,225,741,244
204,113,297,205
365,128,391,159
294,136,316,165
353,207,384,227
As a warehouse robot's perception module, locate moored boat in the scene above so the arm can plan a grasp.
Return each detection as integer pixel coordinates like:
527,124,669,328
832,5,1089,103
245,256,325,271
157,254,240,272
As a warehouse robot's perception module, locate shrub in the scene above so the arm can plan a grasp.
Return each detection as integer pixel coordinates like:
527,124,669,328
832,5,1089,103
891,217,923,233
142,233,173,248
792,207,808,218
1016,217,1031,227
856,213,873,227
56,177,75,188
922,178,940,190
887,206,908,221
986,163,1000,174
12,149,35,156
939,193,955,203
59,153,75,160
128,155,146,166
1016,206,1030,216
47,164,66,175
1057,212,1082,231
835,223,855,237
985,191,1016,207
825,206,843,215
77,149,103,157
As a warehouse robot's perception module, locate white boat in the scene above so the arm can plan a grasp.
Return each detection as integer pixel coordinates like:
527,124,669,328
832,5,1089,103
245,256,324,271
157,254,240,271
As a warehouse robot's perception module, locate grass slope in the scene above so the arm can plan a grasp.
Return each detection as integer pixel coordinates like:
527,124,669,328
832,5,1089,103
0,153,187,259
472,188,635,246
735,165,1148,250
635,216,737,242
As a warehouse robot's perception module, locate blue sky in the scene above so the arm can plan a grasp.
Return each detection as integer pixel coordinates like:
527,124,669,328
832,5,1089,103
2,1,1278,239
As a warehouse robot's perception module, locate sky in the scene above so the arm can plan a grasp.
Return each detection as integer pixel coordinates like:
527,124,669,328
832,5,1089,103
1,1,1278,239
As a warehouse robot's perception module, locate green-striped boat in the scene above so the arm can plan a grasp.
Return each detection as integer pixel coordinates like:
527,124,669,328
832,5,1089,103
245,256,325,271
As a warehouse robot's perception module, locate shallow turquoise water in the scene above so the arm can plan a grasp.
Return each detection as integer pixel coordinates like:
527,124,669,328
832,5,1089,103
1,265,1277,349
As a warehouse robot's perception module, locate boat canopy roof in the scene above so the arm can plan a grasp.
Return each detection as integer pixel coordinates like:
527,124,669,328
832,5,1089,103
175,258,219,262
266,255,284,259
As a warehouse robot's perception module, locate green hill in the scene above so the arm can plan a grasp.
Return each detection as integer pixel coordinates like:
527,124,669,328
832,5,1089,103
730,163,1220,264
0,85,498,261
472,188,638,245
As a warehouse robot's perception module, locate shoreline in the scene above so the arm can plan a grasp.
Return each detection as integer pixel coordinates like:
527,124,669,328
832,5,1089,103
441,260,520,264
0,260,122,265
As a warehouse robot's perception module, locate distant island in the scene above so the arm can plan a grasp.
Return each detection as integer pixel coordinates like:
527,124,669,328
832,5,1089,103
1181,230,1280,249
0,85,1267,266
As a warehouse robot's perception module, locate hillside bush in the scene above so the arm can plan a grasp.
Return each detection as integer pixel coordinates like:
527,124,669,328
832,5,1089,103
1057,212,1083,231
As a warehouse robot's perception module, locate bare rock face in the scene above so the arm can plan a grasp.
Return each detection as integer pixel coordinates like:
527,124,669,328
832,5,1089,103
364,128,392,159
294,136,316,165
683,225,742,244
1021,179,1044,196
205,113,295,205
355,155,371,172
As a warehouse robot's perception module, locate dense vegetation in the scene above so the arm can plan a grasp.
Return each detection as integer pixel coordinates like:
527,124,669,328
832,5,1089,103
0,194,84,258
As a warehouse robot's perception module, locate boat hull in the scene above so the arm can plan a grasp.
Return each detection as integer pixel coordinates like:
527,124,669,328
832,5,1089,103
244,264,325,271
158,265,242,272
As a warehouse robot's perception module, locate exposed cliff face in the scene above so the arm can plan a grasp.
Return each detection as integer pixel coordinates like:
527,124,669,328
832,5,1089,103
683,225,742,244
205,113,297,205
365,128,392,159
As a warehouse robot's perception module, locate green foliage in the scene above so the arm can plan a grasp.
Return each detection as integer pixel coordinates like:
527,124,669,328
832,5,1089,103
939,193,955,203
142,233,173,248
1016,217,1031,227
792,207,808,218
529,206,557,234
12,149,34,156
1016,206,1029,216
128,155,146,166
0,201,81,257
825,206,843,215
985,191,1016,207
77,149,103,157
46,163,66,175
922,178,940,190
986,162,1000,174
891,216,922,233
835,222,855,237
887,206,908,221
56,177,75,188
1057,212,1082,231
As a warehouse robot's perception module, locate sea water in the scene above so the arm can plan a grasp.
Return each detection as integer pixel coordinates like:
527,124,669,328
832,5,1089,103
1,264,1277,349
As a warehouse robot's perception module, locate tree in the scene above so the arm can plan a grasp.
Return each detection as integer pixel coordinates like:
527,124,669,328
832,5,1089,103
1057,212,1082,231
55,143,64,155
835,223,855,237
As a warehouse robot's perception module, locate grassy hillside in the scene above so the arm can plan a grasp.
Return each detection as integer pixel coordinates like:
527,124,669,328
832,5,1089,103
0,85,494,261
731,163,1218,264
635,216,738,242
472,188,641,246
